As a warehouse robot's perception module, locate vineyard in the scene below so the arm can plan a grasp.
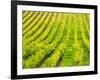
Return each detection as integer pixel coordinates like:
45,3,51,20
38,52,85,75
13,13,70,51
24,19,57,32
22,11,90,69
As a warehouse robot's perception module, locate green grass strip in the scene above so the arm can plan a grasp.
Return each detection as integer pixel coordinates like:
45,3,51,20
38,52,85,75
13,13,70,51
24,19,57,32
76,14,90,65
23,12,34,23
26,13,53,43
78,14,90,49
60,14,75,66
22,12,43,30
32,13,57,43
23,12,48,39
83,14,90,37
22,11,29,18
23,12,39,33
41,13,68,67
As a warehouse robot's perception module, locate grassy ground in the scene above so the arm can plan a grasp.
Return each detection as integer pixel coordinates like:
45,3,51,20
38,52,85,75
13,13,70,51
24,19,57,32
22,11,90,69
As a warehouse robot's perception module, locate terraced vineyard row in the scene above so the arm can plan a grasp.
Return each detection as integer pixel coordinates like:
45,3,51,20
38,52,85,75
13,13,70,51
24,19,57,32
22,11,90,68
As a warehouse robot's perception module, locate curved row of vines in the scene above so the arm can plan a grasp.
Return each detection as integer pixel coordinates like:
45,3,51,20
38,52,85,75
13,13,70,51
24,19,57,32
22,11,90,69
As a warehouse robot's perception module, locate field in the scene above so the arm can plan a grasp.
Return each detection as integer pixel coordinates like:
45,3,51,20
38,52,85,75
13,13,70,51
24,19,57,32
22,11,90,68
